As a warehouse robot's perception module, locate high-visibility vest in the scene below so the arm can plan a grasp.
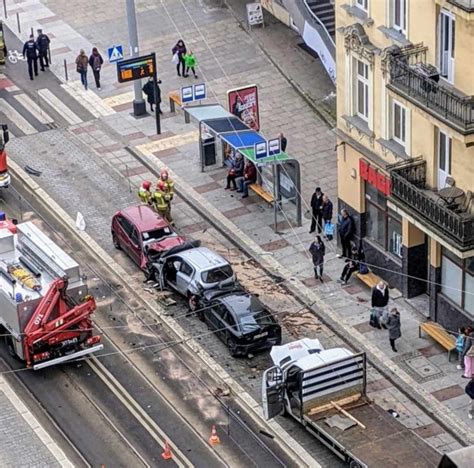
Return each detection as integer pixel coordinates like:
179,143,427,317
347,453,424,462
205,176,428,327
161,179,174,200
138,187,151,203
152,190,168,211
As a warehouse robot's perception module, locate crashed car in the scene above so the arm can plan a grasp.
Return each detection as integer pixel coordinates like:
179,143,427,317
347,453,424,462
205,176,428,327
111,205,186,271
196,286,282,357
147,241,236,309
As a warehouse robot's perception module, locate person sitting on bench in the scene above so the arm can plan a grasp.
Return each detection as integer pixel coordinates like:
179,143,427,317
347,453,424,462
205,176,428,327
236,160,257,199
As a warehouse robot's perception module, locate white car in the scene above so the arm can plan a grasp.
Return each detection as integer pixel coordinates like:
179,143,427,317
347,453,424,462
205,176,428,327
0,171,11,188
148,241,236,309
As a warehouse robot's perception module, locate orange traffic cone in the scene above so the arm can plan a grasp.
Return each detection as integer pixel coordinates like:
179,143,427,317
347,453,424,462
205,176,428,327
209,425,220,445
162,440,173,460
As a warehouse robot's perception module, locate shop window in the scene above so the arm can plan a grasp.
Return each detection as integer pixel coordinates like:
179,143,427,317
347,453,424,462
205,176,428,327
365,183,402,258
441,250,474,315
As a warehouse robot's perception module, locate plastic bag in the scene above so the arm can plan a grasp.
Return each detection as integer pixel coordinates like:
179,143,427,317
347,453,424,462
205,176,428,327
324,221,334,240
171,52,179,65
369,309,380,328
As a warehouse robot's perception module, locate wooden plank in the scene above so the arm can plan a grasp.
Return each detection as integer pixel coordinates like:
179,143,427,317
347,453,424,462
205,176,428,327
307,393,362,416
330,401,366,429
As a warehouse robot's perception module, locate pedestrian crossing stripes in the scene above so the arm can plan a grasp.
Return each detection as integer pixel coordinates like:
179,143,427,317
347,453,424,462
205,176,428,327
0,98,37,135
37,89,83,125
13,93,55,125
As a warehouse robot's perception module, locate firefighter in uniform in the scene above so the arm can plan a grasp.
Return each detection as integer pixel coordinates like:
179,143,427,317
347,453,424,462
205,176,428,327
152,181,171,222
138,180,152,205
158,169,174,222
22,34,38,80
36,29,51,71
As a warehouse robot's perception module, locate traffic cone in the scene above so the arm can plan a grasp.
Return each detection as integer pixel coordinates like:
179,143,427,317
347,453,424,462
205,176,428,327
162,440,173,460
209,425,220,445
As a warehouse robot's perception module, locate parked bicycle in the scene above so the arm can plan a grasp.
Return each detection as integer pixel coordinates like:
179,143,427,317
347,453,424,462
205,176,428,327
8,50,27,64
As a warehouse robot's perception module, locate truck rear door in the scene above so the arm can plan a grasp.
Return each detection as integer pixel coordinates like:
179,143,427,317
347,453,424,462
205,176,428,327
262,366,284,420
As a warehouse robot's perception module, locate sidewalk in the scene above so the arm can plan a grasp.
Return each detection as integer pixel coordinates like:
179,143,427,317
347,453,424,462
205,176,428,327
3,0,472,454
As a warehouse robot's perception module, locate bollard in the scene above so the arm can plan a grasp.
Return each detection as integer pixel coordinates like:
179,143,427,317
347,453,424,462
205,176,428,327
16,12,20,34
3,0,7,19
63,58,68,81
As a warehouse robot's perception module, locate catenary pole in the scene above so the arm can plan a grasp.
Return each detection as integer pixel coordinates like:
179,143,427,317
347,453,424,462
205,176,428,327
125,0,146,116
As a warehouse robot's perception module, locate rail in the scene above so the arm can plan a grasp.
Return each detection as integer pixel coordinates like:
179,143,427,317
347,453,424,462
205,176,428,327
303,0,335,48
389,59,474,134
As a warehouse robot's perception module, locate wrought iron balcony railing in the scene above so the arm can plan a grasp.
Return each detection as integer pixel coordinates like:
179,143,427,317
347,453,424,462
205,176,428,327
388,59,474,135
390,160,474,250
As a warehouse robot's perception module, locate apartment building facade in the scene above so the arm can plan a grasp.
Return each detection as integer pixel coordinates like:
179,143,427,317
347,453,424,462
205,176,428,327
335,0,474,329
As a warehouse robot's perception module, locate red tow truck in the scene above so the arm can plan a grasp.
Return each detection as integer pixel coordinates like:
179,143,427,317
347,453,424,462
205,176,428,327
0,220,103,370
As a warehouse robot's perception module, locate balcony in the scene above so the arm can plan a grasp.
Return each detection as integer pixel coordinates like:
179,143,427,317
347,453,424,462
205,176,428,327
447,0,474,13
388,56,474,135
390,160,474,251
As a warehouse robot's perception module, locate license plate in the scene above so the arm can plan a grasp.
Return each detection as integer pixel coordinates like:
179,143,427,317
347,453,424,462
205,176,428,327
253,331,268,340
0,174,6,180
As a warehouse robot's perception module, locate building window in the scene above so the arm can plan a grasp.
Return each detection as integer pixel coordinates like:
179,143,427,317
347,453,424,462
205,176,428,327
355,59,369,121
438,10,455,82
392,100,406,146
441,250,474,315
437,129,452,189
392,0,407,35
365,183,402,258
355,0,368,12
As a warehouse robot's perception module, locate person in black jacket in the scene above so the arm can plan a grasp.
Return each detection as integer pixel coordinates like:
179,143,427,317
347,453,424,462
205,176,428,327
309,235,325,282
371,281,389,328
36,29,50,71
338,209,355,259
142,77,162,113
88,47,104,89
337,244,359,284
309,187,324,234
22,34,38,80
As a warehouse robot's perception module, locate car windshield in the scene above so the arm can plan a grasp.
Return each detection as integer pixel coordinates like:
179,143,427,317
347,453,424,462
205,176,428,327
142,227,173,244
238,310,274,333
201,264,233,283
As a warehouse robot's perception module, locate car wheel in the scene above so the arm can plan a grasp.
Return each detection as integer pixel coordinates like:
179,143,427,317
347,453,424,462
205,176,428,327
226,335,239,358
112,232,121,250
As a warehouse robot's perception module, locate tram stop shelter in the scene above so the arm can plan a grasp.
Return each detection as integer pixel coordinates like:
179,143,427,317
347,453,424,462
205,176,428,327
184,104,302,230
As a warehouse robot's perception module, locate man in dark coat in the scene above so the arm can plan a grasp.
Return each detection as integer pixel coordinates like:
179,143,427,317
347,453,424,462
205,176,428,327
36,29,50,71
338,209,355,259
371,281,389,328
309,187,324,234
387,308,401,352
309,236,325,282
321,195,333,236
22,34,38,80
142,78,162,113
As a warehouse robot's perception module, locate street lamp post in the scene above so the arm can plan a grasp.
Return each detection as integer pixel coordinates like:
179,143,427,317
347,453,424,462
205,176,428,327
125,0,146,116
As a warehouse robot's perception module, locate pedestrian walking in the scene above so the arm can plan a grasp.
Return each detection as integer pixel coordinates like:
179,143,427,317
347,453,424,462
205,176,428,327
36,29,50,71
22,34,38,80
338,209,355,259
371,281,389,328
172,39,186,77
88,47,104,90
337,244,359,285
309,235,325,282
386,308,401,352
142,77,162,113
465,376,474,419
225,152,244,190
75,49,89,90
456,327,467,370
321,195,334,239
309,187,324,234
461,327,474,378
183,50,198,78
279,132,287,152
236,160,257,198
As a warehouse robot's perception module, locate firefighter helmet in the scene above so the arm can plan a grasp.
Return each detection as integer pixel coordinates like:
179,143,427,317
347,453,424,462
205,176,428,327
142,180,151,190
157,180,166,191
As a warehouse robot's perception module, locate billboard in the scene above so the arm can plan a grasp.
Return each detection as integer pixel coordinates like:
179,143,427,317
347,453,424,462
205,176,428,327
227,85,260,131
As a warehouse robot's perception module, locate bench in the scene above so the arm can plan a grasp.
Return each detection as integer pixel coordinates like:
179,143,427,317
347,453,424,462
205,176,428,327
419,321,457,361
250,183,274,204
168,91,182,113
355,271,382,289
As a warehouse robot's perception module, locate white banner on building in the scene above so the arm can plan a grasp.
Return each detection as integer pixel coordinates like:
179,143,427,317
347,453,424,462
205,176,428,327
302,21,336,84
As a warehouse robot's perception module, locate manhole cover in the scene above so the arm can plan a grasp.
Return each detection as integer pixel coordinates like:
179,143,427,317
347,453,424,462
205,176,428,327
392,350,444,383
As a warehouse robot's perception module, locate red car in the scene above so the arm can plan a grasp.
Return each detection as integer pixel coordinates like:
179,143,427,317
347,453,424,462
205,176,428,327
111,205,186,270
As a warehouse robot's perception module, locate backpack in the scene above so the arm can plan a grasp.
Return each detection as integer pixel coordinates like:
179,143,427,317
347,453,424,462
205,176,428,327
359,263,369,275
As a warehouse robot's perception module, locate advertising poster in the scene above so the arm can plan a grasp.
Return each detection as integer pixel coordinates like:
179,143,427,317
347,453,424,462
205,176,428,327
246,3,264,26
227,85,260,131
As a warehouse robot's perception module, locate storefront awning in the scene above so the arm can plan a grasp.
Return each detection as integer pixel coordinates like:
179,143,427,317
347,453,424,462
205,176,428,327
220,130,266,149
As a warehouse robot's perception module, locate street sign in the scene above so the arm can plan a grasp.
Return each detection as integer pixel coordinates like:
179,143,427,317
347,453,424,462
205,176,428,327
181,85,194,103
193,83,206,100
255,141,268,160
117,53,155,83
246,3,264,26
108,45,123,63
268,137,280,156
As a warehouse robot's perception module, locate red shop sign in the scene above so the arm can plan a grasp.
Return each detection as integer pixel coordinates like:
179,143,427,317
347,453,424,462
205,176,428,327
359,159,391,196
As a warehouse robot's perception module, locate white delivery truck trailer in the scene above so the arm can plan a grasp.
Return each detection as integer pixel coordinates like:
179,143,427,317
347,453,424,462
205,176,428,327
262,338,441,467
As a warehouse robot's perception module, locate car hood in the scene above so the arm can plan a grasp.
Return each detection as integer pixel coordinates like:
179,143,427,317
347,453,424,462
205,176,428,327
147,236,186,256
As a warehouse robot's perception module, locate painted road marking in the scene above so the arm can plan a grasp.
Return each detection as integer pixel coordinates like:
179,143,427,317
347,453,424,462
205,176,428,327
61,81,115,118
136,131,199,154
37,89,83,125
13,93,55,124
0,98,37,135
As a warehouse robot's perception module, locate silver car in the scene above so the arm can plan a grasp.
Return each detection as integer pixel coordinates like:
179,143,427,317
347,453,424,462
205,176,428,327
149,241,236,309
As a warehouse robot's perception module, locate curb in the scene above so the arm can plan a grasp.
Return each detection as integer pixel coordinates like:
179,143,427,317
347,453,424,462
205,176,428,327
130,146,474,448
7,159,319,468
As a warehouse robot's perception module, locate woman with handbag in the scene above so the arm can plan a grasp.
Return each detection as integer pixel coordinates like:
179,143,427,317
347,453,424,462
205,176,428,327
172,39,187,77
225,153,244,190
75,49,89,90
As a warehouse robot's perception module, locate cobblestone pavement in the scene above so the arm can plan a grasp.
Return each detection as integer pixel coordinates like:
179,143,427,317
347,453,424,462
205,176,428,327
2,0,473,458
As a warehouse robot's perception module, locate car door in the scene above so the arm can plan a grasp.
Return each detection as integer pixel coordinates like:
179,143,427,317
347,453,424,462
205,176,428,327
206,302,227,337
262,366,284,421
128,225,142,267
115,215,134,257
175,259,194,296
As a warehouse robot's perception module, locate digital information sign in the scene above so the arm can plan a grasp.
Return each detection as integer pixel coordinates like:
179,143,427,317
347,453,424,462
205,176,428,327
117,54,155,83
